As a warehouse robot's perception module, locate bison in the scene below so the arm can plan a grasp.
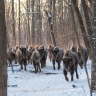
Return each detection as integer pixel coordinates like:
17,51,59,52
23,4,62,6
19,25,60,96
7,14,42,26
26,46,35,64
7,48,16,72
15,46,27,71
38,45,47,68
71,46,77,53
47,44,54,61
31,49,41,73
78,46,89,69
62,50,79,81
51,46,64,70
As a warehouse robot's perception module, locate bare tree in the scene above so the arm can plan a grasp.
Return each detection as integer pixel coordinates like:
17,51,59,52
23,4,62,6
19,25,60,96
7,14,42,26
18,0,21,46
31,0,35,46
12,0,16,46
26,0,30,45
81,0,93,58
0,0,7,96
91,0,96,95
44,9,56,46
71,0,91,52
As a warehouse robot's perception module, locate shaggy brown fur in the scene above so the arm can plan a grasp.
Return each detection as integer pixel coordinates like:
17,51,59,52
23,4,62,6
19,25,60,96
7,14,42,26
62,50,79,81
51,46,64,70
38,45,47,68
31,50,41,73
16,46,27,71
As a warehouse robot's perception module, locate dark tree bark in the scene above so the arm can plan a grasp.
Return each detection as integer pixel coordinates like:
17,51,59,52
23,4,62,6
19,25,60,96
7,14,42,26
12,0,16,46
46,0,52,45
0,0,7,96
91,0,96,95
35,0,41,46
52,0,57,43
71,0,91,52
81,0,93,57
26,0,30,45
44,9,56,46
31,0,35,46
18,0,21,46
68,1,91,95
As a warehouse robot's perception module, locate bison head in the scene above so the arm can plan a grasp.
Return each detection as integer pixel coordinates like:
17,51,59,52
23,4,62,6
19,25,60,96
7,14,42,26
71,46,77,52
28,46,35,55
51,47,59,60
33,52,40,63
38,46,45,58
8,48,16,59
62,57,73,72
19,47,27,59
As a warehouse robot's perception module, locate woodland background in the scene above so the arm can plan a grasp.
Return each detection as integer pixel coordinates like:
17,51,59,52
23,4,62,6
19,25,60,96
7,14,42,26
0,0,96,96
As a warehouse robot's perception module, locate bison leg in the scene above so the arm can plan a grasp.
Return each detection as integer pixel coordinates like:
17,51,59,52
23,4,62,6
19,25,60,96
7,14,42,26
79,60,83,69
41,59,46,68
70,71,74,81
43,59,46,67
10,61,14,73
41,60,44,68
33,61,37,73
19,60,23,70
63,69,69,81
49,55,51,62
43,58,46,67
9,59,14,73
8,59,11,67
38,63,41,72
36,64,38,73
28,57,30,64
24,65,27,71
14,60,17,64
52,60,55,70
20,64,23,70
24,60,27,71
34,64,37,73
75,67,79,79
58,62,60,70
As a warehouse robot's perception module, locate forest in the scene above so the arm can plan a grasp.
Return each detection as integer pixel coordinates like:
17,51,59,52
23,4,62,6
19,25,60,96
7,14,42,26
0,0,96,96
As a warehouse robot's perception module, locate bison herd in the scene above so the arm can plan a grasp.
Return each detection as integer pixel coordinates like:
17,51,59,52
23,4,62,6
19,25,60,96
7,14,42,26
7,44,89,81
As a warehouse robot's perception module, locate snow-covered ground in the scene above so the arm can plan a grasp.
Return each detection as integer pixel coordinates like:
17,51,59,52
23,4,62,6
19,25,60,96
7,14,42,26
8,58,92,96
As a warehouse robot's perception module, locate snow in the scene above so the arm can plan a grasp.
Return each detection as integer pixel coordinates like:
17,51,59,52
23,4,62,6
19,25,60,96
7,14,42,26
8,58,92,96
48,13,51,17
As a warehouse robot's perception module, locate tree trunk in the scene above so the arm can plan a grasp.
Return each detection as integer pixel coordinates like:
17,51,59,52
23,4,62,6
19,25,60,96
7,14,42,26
53,0,57,44
12,0,16,46
69,2,91,95
91,0,96,95
71,0,91,51
81,0,93,58
26,0,30,45
18,0,21,46
0,0,7,96
31,0,35,46
44,9,56,46
38,0,42,45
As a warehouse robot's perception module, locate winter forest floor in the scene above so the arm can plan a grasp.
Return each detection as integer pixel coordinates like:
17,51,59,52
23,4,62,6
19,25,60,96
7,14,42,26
8,58,92,96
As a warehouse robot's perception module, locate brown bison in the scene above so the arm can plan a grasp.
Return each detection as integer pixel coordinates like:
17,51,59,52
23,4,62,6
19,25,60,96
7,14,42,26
26,46,35,64
51,46,64,70
7,48,16,72
78,46,89,69
31,49,41,73
47,44,54,61
15,46,27,71
71,46,77,53
62,50,79,81
38,45,47,68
